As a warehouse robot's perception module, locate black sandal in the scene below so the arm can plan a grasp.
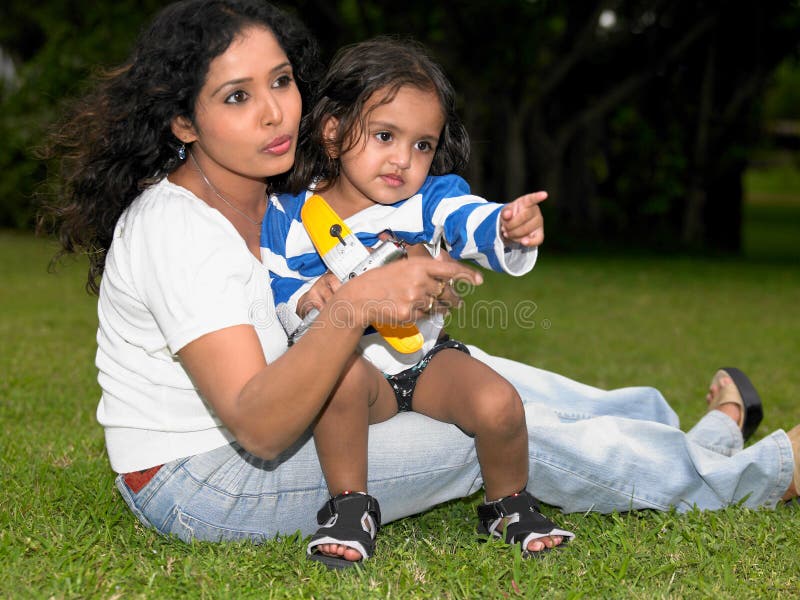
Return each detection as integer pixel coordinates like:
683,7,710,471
477,490,574,558
307,491,381,569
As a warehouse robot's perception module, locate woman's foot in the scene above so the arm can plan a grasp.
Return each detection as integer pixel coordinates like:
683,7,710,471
705,368,763,440
781,424,800,502
706,373,742,424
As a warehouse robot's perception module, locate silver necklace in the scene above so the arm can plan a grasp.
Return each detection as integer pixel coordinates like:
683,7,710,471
189,151,263,227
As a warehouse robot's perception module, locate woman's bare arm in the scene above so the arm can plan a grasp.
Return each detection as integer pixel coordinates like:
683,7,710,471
179,257,482,459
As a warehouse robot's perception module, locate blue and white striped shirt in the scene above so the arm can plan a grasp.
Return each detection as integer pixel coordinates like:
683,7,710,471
261,174,537,373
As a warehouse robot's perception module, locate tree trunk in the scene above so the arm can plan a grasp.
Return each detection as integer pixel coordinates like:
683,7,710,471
504,99,527,201
704,159,745,253
526,113,561,221
682,39,716,246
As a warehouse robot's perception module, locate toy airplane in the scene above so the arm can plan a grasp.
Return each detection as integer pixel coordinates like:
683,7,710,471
299,194,424,354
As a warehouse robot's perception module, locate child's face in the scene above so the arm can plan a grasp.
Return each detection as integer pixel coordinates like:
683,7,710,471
330,85,445,209
172,26,302,182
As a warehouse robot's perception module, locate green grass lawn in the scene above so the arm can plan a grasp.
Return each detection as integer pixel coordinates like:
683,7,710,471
2,176,800,598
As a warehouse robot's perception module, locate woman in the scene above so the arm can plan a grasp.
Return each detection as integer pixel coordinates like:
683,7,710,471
40,0,798,569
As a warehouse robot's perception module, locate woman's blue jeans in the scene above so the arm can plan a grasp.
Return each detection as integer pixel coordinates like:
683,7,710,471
116,346,794,542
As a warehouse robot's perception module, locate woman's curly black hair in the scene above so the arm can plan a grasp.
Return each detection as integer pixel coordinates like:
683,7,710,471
39,0,321,293
287,36,470,195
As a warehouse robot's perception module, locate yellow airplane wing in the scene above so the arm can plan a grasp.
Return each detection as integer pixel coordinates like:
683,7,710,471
300,194,424,354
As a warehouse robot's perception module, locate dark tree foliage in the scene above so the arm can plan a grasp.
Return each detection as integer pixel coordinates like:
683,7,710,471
0,0,165,228
2,0,799,252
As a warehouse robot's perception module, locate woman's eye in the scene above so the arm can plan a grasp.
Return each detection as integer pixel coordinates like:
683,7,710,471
225,90,248,104
273,74,294,88
375,131,392,142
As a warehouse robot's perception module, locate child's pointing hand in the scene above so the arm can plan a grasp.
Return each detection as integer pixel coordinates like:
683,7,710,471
499,191,547,247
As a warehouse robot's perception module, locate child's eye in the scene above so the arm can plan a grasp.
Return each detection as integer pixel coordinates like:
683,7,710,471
415,141,434,152
273,74,294,89
224,90,248,104
375,131,393,143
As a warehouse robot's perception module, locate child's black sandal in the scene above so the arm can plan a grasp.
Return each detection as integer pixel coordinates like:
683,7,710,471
477,489,575,558
307,491,381,569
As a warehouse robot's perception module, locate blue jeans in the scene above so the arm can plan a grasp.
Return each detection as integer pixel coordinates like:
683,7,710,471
116,346,794,542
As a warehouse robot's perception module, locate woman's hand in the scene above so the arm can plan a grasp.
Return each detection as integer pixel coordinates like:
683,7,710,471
335,256,482,328
178,249,480,461
430,251,467,312
402,243,465,313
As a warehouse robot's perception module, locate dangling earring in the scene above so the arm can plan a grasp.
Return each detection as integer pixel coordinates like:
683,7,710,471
177,144,186,161
324,141,339,180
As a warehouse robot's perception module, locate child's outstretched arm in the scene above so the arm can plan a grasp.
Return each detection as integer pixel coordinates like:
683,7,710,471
499,191,547,247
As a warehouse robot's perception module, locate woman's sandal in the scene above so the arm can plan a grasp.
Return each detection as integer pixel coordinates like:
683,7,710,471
707,367,763,441
307,491,381,570
476,489,575,558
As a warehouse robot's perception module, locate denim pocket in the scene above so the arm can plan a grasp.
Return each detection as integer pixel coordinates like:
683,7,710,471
115,474,156,530
164,505,267,544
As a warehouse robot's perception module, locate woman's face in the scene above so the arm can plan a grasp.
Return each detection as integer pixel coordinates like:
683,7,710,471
174,25,302,184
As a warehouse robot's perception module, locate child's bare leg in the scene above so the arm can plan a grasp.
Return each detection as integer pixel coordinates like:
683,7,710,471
413,349,527,499
413,349,565,552
312,355,397,561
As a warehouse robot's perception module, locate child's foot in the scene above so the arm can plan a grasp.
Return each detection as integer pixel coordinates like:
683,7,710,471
477,490,574,557
307,492,381,569
313,543,364,562
494,517,564,552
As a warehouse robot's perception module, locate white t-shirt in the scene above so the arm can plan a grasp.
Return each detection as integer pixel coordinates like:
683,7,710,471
96,178,288,473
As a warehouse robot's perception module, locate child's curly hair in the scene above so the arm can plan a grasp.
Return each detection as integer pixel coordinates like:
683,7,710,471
39,0,321,293
288,36,470,195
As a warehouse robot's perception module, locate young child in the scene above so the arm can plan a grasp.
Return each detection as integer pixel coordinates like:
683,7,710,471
262,37,574,568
